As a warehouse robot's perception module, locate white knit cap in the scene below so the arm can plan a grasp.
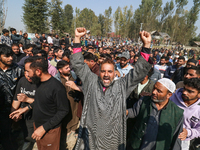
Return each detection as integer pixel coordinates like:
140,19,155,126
157,78,176,93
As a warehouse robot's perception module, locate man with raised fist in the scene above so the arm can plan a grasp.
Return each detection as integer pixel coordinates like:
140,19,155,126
70,27,152,150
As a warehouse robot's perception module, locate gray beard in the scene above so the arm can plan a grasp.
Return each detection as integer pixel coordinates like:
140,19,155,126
152,99,166,103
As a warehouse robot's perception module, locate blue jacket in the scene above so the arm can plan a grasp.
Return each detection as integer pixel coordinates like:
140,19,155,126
11,34,22,44
164,65,182,79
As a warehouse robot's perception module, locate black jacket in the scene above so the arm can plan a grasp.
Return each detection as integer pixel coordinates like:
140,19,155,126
0,63,24,112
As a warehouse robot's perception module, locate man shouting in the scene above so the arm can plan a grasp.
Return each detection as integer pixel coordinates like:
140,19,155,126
70,28,152,150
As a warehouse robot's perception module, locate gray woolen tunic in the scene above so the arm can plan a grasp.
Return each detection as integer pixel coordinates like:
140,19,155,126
70,47,152,150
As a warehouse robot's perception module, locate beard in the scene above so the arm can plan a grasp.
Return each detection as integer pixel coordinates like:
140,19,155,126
182,94,198,101
120,62,127,68
151,94,167,103
0,58,12,66
62,72,70,76
31,74,41,85
100,76,114,88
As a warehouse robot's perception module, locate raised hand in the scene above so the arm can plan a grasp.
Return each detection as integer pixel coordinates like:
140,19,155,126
139,31,151,48
75,27,86,43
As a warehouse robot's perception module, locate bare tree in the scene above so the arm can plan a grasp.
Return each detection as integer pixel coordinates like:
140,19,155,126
0,0,7,33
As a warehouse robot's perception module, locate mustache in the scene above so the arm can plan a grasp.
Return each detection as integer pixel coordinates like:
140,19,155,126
103,76,110,80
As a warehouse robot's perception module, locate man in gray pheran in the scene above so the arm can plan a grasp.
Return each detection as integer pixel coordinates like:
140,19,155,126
70,27,152,150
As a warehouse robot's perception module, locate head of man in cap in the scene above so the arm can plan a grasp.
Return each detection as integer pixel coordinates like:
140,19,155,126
151,78,175,106
120,51,130,69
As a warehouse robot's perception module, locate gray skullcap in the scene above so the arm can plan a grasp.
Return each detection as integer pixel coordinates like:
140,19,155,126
157,78,176,93
121,52,130,60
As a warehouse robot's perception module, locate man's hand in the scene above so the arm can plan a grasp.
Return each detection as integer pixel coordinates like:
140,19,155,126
139,31,151,48
66,81,82,92
19,30,22,35
32,125,46,141
178,128,188,141
126,110,128,116
9,108,27,122
75,27,86,43
17,93,28,102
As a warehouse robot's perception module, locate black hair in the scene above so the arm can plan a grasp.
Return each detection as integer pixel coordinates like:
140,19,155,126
184,78,200,91
32,49,47,59
187,66,200,76
100,54,112,60
134,54,139,58
53,47,61,54
2,29,9,34
178,56,185,61
30,56,48,73
57,60,70,70
10,28,16,32
83,52,95,61
62,50,71,58
24,56,35,64
0,44,14,56
165,56,169,61
25,44,35,50
160,56,166,60
147,67,154,78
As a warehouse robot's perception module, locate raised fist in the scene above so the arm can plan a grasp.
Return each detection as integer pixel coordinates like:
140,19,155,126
75,27,86,38
139,31,151,48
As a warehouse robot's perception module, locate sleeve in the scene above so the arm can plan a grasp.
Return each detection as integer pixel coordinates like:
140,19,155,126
42,88,69,131
127,98,143,118
70,43,95,94
13,78,22,101
185,123,200,140
121,47,152,98
170,116,183,150
12,35,22,41
164,66,171,79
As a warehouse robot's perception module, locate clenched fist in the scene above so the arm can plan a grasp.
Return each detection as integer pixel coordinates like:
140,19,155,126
75,27,86,43
139,31,151,48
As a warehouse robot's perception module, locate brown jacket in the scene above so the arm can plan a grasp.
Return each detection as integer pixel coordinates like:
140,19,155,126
60,75,80,132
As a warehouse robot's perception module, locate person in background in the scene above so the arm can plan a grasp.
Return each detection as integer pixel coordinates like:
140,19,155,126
0,45,24,150
11,43,26,63
32,33,41,48
116,51,134,77
53,34,60,47
176,66,200,89
10,57,36,150
19,33,30,47
1,29,11,47
40,33,47,44
164,56,185,81
10,28,22,44
171,78,200,150
155,56,168,78
55,61,80,150
171,58,198,84
49,47,64,67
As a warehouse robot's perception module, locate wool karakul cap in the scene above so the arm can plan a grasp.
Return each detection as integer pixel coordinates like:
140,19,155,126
157,78,176,93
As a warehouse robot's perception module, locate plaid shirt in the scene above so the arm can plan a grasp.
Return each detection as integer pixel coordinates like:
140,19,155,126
1,35,11,46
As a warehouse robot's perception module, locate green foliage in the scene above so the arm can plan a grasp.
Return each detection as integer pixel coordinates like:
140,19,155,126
50,0,64,35
128,0,200,45
98,14,105,36
63,4,73,33
22,0,49,33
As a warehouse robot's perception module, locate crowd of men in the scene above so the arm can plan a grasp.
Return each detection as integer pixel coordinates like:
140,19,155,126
0,27,200,150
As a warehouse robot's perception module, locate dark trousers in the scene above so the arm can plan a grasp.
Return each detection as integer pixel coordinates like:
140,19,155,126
0,113,16,150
